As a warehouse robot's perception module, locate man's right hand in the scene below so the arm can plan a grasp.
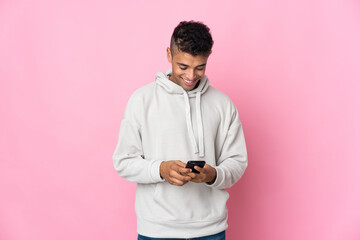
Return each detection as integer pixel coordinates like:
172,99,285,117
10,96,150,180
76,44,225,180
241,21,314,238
160,160,193,186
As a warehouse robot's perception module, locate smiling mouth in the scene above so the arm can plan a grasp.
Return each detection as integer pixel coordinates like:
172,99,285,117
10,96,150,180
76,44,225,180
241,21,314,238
182,77,197,86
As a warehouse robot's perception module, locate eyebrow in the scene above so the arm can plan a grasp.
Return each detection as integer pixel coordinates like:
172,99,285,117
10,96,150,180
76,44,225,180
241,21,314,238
177,62,206,68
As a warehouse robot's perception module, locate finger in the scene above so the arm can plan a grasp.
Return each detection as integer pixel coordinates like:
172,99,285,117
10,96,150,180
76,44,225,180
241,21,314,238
178,166,192,174
190,176,203,183
168,180,185,186
175,160,187,168
169,178,187,186
170,170,192,182
185,172,197,179
171,162,187,172
194,166,205,173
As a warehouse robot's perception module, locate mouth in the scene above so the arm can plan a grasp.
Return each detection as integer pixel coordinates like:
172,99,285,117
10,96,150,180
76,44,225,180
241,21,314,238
181,77,197,86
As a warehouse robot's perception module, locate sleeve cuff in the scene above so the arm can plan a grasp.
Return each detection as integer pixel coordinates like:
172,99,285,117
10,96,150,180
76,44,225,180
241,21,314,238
206,167,223,188
150,160,166,183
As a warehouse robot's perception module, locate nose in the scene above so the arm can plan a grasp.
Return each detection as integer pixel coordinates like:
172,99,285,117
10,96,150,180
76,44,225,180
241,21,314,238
185,70,196,81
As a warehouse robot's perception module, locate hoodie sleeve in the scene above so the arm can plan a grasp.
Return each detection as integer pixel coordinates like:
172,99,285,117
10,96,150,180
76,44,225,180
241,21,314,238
207,105,248,190
112,92,165,184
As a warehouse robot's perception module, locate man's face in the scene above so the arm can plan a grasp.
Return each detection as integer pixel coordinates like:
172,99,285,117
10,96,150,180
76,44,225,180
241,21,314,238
167,48,209,91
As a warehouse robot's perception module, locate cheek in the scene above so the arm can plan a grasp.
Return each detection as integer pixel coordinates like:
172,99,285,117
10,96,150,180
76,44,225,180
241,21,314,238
197,69,206,76
195,71,205,78
174,70,187,78
197,71,205,77
172,66,182,74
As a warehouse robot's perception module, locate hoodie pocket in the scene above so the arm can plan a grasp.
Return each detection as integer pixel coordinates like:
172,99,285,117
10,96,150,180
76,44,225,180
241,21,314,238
148,182,229,222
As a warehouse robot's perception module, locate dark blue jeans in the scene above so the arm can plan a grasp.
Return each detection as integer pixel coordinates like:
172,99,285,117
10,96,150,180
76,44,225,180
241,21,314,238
138,231,225,240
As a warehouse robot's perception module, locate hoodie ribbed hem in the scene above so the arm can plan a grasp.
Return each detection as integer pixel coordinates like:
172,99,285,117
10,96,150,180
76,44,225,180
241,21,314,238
137,215,228,238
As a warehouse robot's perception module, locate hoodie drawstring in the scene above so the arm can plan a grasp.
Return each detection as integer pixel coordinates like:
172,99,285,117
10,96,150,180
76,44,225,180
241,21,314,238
183,91,204,157
196,92,204,157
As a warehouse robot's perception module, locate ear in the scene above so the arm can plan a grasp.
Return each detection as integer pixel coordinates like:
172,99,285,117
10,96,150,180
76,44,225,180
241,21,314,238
167,47,172,63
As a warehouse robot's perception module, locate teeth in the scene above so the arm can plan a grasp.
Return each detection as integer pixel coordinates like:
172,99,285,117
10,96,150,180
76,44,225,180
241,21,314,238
184,79,193,83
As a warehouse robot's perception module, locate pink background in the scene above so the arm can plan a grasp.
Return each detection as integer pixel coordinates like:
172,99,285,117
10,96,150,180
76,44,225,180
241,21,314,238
1,0,360,239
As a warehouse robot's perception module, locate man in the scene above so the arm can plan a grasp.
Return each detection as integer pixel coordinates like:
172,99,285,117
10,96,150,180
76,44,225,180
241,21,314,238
113,21,248,240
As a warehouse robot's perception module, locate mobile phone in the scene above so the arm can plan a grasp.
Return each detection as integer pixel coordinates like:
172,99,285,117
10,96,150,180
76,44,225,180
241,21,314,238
186,160,206,173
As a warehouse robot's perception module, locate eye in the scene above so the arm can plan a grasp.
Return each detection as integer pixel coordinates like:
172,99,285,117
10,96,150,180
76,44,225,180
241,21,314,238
196,68,204,71
179,67,187,70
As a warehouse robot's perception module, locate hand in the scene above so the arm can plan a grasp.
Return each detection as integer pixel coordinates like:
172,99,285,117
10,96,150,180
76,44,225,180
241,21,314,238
186,164,217,184
160,160,193,186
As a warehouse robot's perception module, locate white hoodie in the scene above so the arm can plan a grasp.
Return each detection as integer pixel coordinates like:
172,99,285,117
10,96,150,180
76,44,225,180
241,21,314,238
113,70,248,238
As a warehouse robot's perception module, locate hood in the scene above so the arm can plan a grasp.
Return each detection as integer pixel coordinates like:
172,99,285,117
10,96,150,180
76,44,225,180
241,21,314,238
155,69,209,157
156,69,209,97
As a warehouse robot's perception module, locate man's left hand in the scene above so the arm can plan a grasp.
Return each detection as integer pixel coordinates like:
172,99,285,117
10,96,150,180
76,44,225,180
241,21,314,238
185,164,217,184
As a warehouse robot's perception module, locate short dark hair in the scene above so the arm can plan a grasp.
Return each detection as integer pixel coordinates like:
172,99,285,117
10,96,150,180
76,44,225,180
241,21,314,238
170,21,214,56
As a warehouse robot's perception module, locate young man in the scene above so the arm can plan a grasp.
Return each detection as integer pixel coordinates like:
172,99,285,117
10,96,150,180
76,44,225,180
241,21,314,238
113,21,248,240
